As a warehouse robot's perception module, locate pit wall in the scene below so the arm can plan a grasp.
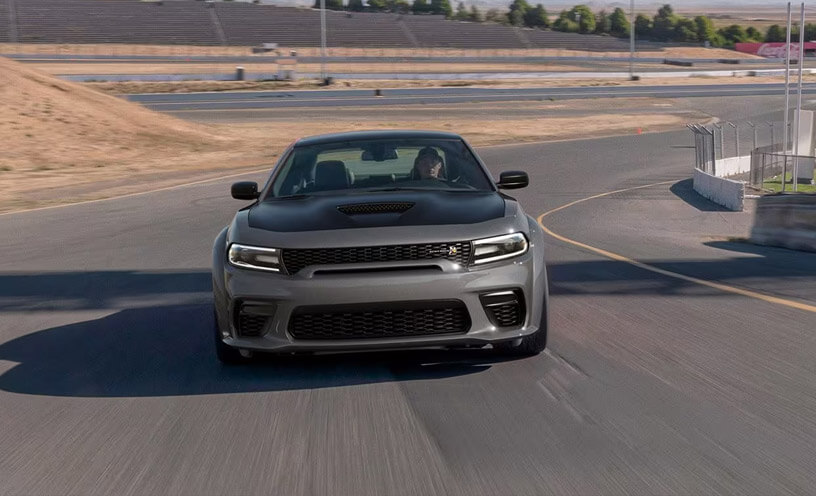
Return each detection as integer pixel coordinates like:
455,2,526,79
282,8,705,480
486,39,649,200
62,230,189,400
693,167,745,211
692,155,751,211
750,194,816,252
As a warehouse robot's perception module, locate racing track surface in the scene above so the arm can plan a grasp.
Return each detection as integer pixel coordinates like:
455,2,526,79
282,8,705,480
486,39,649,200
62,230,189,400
127,83,816,112
2,103,816,494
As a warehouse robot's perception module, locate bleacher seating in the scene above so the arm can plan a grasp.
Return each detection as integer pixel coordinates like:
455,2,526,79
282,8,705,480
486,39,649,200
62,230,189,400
402,16,524,49
16,0,220,44
0,0,9,43
8,0,668,52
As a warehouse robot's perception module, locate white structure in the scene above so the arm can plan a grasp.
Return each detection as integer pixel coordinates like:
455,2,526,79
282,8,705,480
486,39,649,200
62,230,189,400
692,111,815,211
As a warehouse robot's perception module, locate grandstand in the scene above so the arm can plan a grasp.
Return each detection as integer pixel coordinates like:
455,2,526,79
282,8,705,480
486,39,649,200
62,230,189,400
3,0,665,51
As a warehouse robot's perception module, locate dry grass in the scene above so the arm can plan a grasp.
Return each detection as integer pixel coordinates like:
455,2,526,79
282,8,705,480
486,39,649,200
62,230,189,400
0,43,761,60
30,62,592,75
0,55,709,213
86,73,816,95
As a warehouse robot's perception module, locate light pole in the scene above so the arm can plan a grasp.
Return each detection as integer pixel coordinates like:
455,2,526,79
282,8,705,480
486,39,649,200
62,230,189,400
630,0,636,80
783,1,792,192
793,2,805,191
320,0,327,81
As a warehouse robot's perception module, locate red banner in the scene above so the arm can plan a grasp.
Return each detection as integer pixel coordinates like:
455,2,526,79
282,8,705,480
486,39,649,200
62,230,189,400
736,42,816,58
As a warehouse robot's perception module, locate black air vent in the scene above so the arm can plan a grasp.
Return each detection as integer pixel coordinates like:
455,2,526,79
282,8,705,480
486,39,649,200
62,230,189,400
288,300,470,340
337,202,415,215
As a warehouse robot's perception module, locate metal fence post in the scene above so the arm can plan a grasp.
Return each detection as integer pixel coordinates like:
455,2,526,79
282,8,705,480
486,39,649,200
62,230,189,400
727,122,739,157
767,122,775,152
748,121,757,153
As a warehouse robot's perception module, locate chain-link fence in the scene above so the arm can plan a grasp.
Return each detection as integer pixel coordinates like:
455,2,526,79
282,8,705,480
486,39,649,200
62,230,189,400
689,119,815,191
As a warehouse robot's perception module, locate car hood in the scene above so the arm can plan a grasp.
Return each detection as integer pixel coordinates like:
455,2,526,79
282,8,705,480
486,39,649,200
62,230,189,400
247,191,505,232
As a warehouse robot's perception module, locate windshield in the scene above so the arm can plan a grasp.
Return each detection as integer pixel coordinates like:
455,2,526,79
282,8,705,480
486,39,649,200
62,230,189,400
267,138,494,198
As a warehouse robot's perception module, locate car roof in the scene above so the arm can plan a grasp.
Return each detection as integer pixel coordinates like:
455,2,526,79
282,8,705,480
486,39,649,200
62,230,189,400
294,130,463,147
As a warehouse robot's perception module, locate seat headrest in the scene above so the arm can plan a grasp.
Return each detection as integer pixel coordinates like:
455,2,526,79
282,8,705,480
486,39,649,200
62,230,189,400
314,160,350,191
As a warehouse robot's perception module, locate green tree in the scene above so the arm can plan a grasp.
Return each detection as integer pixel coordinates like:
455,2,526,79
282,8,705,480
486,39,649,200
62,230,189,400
524,4,549,28
507,0,530,26
594,10,610,34
553,11,579,33
804,23,816,40
468,5,482,22
347,0,364,10
569,5,595,34
509,8,525,26
674,18,698,42
609,7,629,38
765,24,785,42
389,0,410,12
315,0,343,9
411,0,430,13
745,26,764,42
717,24,748,47
454,1,468,20
635,13,651,38
430,0,452,17
485,8,507,24
693,15,716,43
367,0,387,10
652,4,677,41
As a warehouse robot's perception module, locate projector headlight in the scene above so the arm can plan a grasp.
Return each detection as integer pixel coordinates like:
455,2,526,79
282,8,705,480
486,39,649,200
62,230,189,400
228,243,283,273
471,233,528,265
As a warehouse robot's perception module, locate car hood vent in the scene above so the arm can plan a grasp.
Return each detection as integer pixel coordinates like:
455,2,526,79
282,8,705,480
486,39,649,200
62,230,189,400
337,202,415,215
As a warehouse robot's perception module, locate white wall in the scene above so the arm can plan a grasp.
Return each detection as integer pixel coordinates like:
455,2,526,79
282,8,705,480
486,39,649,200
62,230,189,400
693,168,745,211
715,156,751,177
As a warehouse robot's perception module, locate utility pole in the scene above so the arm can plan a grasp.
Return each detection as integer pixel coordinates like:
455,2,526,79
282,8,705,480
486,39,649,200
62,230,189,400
793,2,805,191
320,0,327,81
630,0,636,80
783,2,792,192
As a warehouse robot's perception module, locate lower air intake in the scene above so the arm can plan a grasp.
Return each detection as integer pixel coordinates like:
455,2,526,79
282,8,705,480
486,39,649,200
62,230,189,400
288,300,470,340
480,289,525,328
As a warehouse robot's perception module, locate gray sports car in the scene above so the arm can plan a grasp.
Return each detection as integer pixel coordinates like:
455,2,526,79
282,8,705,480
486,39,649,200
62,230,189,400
212,130,548,363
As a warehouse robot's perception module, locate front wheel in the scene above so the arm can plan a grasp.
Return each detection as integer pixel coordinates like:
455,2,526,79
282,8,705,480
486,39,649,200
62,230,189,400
213,308,252,365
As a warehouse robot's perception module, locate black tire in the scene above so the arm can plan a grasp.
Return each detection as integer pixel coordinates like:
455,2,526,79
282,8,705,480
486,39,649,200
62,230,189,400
495,306,548,357
213,308,251,365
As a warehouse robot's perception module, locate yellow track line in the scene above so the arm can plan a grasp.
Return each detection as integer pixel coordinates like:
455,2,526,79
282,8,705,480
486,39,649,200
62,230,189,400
537,180,816,313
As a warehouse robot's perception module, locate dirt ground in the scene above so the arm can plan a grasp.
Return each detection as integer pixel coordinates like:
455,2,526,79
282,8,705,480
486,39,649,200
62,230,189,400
0,43,761,60
87,73,816,95
0,55,710,213
29,62,594,75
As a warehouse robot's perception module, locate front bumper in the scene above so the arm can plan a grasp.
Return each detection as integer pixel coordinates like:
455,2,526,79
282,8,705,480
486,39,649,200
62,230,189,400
213,251,546,353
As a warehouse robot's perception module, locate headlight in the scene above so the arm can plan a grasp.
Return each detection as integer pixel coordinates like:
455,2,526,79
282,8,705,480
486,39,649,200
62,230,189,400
471,233,528,265
228,243,283,272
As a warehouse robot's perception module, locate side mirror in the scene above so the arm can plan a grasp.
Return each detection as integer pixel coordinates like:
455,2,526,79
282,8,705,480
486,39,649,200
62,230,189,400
497,171,528,189
231,181,259,200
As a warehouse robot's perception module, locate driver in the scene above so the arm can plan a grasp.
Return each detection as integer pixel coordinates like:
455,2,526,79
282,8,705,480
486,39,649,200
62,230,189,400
414,147,444,180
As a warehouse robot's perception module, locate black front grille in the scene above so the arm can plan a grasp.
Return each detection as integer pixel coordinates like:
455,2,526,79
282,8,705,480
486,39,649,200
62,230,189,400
237,313,268,337
337,202,414,215
288,301,470,340
281,242,472,274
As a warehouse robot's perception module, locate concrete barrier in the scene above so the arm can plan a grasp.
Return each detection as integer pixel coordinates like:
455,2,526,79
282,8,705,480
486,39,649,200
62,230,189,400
715,156,751,177
750,194,816,252
693,168,745,211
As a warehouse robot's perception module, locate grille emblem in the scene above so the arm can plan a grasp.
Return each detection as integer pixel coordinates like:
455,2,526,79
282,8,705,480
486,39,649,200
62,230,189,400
430,246,457,257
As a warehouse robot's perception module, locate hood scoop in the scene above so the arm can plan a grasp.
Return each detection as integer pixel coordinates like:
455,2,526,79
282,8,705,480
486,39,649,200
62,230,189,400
337,202,415,215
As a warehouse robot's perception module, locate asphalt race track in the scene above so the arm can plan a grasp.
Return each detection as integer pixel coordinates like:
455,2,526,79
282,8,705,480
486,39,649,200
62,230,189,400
127,83,816,112
1,100,816,494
